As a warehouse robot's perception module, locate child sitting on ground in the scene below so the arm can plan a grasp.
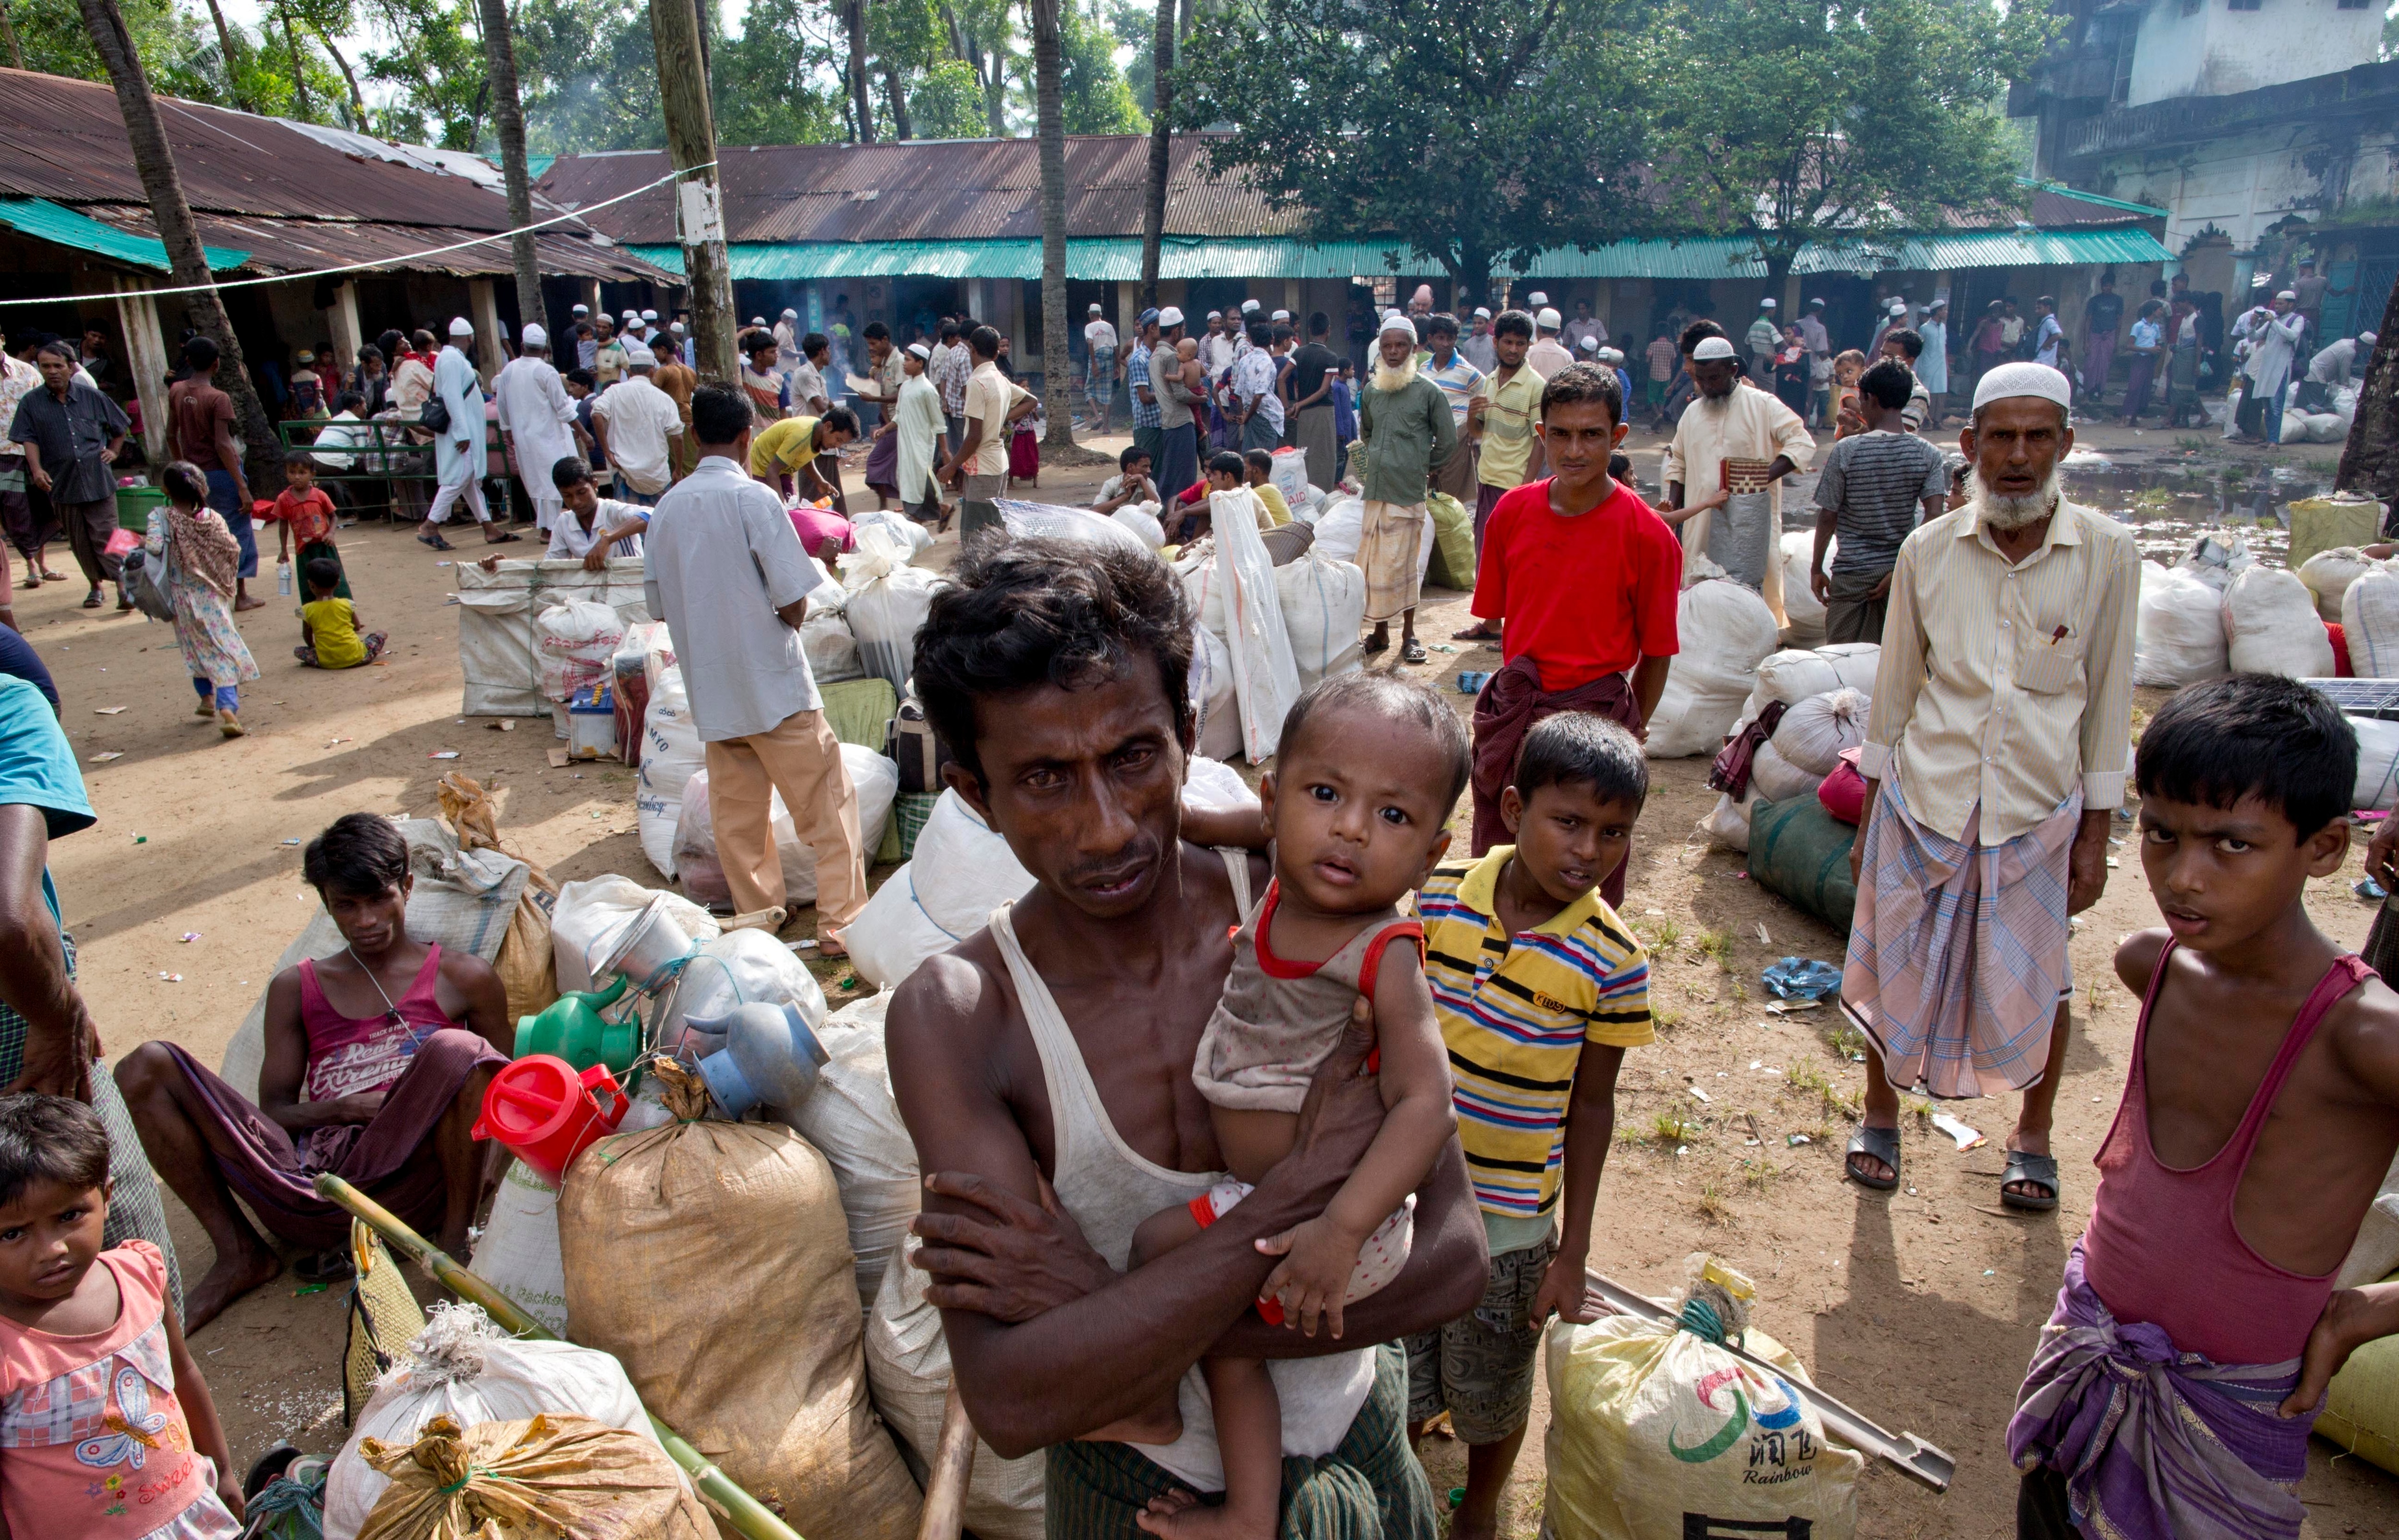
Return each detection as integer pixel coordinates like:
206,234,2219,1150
2010,675,2399,1540
1407,712,1654,1540
1107,673,1464,1540
0,1093,244,1538
272,450,347,599
1093,445,1159,515
1240,450,1293,527
294,558,386,669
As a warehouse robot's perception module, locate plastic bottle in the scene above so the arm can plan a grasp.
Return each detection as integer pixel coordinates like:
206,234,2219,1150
276,558,293,597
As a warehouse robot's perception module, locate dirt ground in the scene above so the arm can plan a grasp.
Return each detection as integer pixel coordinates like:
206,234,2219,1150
30,418,2395,1535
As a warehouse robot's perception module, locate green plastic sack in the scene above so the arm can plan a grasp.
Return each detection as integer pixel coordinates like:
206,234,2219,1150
822,676,900,752
1425,491,1477,591
1746,796,1857,930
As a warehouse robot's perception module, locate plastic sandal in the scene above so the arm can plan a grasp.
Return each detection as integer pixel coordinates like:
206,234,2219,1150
416,532,455,552
1844,1124,1901,1191
2001,1149,2060,1211
1401,637,1429,664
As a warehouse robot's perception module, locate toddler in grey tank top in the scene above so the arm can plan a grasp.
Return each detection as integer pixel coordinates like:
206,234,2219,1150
1097,675,1466,1540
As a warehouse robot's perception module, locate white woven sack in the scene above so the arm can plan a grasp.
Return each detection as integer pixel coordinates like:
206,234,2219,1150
669,746,897,909
1209,490,1303,763
2355,717,2399,813
2132,562,2230,687
634,665,703,879
803,608,865,685
1778,532,1829,647
1698,789,1758,853
2343,565,2399,679
1645,580,1780,759
2300,549,2377,624
1191,623,1242,760
469,1160,570,1336
1771,688,1870,778
1275,551,1367,692
849,790,1038,989
775,991,919,1310
1312,497,1365,562
841,524,946,692
2222,566,2334,679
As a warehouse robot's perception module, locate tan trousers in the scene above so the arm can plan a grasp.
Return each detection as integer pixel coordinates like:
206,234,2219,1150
701,709,867,926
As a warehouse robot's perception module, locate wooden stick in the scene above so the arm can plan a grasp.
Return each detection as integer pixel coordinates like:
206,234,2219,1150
313,1173,804,1540
914,1383,977,1540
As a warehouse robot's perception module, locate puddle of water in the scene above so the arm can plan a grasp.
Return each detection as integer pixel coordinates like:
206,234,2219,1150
2060,460,2330,569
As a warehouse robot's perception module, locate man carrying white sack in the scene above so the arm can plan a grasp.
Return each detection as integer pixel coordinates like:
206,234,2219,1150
493,323,579,535
1663,334,1811,622
1356,311,1458,665
1840,361,2137,1213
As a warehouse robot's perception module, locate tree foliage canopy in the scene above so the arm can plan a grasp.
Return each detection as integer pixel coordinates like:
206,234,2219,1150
1174,0,1650,305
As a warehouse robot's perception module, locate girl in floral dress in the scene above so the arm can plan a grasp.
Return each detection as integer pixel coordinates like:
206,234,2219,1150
148,462,258,740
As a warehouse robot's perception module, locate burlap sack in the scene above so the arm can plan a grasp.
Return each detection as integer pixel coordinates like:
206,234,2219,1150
558,1064,921,1540
355,1412,713,1540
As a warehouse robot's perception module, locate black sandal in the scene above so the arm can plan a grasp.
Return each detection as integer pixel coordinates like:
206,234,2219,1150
1400,637,1429,664
1362,633,1390,655
416,532,455,552
1844,1124,1901,1191
2001,1149,2060,1211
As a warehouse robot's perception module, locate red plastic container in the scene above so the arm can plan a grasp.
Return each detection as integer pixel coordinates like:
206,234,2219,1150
471,1054,628,1182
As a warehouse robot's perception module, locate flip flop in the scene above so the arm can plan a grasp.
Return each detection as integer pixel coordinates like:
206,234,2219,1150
1401,637,1429,664
2001,1149,2060,1211
1450,625,1498,641
481,531,523,545
1362,633,1390,655
82,590,102,609
417,532,455,552
1843,1124,1901,1191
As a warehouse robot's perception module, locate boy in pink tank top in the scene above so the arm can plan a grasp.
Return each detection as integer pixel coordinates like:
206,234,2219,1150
2009,676,2399,1540
0,1094,242,1539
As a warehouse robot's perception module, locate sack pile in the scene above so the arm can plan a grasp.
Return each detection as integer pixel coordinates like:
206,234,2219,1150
1275,550,1367,692
777,992,918,1310
347,1413,713,1540
2301,548,2379,623
1645,581,1783,759
2222,566,2335,678
669,746,900,909
841,524,948,693
534,600,625,707
849,789,1039,990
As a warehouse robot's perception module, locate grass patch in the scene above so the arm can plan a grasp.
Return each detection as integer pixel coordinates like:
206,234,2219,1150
1651,1004,1682,1032
2174,436,2208,454
1647,918,1684,950
1825,1022,1867,1062
1902,1096,1932,1124
1784,1062,1860,1122
1739,1159,1784,1192
1697,1184,1733,1224
2131,487,2173,516
1695,929,1736,968
1651,1110,1701,1146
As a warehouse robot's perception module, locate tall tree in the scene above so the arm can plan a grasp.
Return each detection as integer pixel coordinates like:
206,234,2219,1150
197,0,246,107
1029,0,1075,450
74,0,281,491
2337,292,2399,506
1139,0,1170,306
1643,0,2048,296
474,0,545,329
1177,0,1650,309
843,0,874,141
651,0,736,377
1057,0,1138,132
0,3,23,69
280,2,309,117
3,0,223,100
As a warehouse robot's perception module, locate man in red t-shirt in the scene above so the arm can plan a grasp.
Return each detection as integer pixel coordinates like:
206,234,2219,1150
1466,362,1682,902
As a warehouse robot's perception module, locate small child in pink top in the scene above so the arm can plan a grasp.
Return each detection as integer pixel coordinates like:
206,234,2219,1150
0,1094,241,1540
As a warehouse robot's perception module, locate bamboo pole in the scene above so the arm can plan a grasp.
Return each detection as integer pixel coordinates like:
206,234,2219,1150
312,1173,805,1540
914,1385,975,1540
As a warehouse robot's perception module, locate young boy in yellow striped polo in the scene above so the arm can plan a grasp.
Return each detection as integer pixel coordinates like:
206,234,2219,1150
1406,711,1653,1540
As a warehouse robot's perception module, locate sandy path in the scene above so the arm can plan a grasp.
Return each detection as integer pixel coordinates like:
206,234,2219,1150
30,438,2392,1531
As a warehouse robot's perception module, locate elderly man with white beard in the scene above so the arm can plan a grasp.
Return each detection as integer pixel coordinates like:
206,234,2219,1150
1838,362,2138,1214
1356,310,1458,664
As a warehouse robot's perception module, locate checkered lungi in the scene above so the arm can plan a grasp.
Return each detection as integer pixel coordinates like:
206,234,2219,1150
1358,499,1425,623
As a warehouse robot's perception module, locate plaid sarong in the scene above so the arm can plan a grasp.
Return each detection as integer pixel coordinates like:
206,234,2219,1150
1357,500,1425,623
0,933,184,1316
1840,776,2079,1099
2007,1242,2311,1540
1044,1342,1437,1540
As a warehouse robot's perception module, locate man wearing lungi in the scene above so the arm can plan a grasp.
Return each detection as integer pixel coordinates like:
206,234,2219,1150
1663,332,1813,626
1356,312,1458,666
1841,362,2138,1211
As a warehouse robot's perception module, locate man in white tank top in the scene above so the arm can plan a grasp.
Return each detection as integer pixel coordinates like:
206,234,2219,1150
886,540,1485,1540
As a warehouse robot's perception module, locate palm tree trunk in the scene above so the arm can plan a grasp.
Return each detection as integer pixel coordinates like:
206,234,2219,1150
1,2,30,72
1139,0,1172,308
1030,0,1074,451
475,0,545,331
650,0,737,379
845,0,875,142
76,0,282,494
281,3,309,119
2337,283,2399,506
319,29,368,129
198,0,247,110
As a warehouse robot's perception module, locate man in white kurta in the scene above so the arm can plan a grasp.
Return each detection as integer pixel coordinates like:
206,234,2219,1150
2236,291,2308,444
422,316,498,546
1663,335,1815,624
893,342,947,524
494,324,580,534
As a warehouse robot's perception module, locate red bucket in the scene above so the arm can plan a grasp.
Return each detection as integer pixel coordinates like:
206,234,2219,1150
472,1054,627,1183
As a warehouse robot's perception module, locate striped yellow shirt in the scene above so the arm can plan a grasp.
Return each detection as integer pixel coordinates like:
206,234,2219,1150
1419,847,1653,1220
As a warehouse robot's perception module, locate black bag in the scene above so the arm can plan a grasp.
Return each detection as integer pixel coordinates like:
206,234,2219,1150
887,694,952,796
416,391,449,436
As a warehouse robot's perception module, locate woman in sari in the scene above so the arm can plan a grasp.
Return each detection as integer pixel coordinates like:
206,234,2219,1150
149,461,259,738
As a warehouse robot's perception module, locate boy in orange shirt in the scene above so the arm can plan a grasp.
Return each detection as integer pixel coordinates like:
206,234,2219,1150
271,451,347,599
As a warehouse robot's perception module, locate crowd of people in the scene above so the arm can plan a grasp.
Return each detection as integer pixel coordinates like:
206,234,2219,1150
0,249,2396,1540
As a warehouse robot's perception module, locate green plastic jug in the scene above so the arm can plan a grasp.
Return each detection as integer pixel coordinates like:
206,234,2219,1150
511,974,638,1073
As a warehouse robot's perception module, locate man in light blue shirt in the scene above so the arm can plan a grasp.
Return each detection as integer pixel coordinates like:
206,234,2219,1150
643,382,864,941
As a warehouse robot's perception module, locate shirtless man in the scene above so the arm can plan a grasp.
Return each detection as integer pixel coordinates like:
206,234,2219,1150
888,538,1485,1540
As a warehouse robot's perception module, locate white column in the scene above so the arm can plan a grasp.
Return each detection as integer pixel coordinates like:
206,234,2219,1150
115,279,170,467
328,280,364,378
1283,278,1302,319
470,278,504,385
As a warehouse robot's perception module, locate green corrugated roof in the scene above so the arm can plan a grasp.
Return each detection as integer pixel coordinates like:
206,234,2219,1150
0,199,249,273
628,225,2173,285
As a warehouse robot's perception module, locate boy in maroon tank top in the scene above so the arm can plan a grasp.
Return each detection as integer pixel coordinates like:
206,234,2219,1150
2010,676,2399,1540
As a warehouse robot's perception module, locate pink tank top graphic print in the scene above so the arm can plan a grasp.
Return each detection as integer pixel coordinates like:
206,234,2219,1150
298,945,449,1104
2080,942,2370,1365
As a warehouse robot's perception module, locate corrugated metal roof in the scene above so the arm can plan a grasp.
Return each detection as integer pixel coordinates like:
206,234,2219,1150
0,197,247,271
0,66,664,282
1897,228,2173,269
